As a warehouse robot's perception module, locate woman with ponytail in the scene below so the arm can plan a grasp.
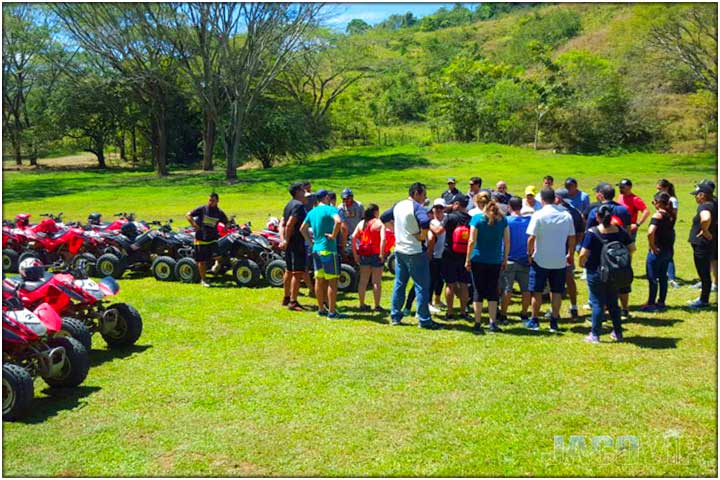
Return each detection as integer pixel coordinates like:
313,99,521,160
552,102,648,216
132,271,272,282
640,192,675,312
656,179,679,288
465,196,509,334
352,203,386,312
578,204,636,343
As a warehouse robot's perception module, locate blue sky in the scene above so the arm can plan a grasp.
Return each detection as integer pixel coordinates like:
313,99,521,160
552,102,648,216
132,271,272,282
325,3,478,30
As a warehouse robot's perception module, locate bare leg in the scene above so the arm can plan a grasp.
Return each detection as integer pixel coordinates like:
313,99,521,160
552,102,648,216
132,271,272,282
290,272,303,302
358,266,371,307
566,270,577,308
520,292,531,316
458,283,469,314
283,270,292,299
445,284,456,316
473,300,483,324
531,292,542,318
327,278,338,313
620,293,629,310
551,292,562,318
198,261,207,282
488,301,498,324
304,270,315,297
501,291,511,315
371,267,383,308
315,278,327,311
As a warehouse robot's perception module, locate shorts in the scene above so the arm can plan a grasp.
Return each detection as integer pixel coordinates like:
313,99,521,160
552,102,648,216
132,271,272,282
285,243,307,272
441,252,470,284
529,263,566,294
470,262,501,302
312,251,339,279
359,254,383,268
194,242,218,262
500,261,530,293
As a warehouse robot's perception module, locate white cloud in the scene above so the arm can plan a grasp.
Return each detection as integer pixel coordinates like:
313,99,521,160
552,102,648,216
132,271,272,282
326,11,386,26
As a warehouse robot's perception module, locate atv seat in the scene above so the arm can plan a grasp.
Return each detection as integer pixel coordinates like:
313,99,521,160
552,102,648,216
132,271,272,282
5,272,53,292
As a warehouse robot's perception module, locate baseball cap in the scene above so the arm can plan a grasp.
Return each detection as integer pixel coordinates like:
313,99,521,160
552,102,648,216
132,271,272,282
341,188,353,199
555,188,570,199
433,198,446,208
447,177,456,184
690,182,714,196
564,177,577,187
698,179,716,192
617,178,632,188
593,182,611,192
450,193,468,208
524,185,536,196
315,189,329,200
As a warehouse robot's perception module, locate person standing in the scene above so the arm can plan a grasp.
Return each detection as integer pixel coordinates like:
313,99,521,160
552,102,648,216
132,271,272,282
428,199,447,313
617,179,650,241
523,186,541,212
499,196,532,324
526,188,576,332
535,176,554,202
639,192,675,312
301,190,345,319
186,192,228,288
467,177,483,199
555,188,585,319
494,181,512,204
280,182,308,311
578,205,636,343
380,183,442,329
465,196,509,334
352,204,386,312
440,194,472,320
339,188,364,241
656,179,680,288
687,182,717,309
564,177,590,214
442,177,461,206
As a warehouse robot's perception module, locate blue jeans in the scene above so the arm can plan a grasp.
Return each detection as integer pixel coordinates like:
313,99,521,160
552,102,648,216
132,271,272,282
391,252,431,324
646,250,671,305
586,271,622,338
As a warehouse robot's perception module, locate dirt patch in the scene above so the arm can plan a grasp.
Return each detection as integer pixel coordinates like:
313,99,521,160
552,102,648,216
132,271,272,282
2,153,134,171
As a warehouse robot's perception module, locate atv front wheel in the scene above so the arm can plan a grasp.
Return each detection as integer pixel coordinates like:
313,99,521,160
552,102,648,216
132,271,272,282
57,317,92,351
233,259,261,287
3,249,19,273
43,337,90,388
96,253,125,279
175,257,200,283
264,259,287,288
2,363,34,421
100,303,143,348
71,253,97,277
151,256,177,282
338,263,359,292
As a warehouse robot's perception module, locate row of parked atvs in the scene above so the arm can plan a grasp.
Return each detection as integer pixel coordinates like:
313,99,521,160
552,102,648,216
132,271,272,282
2,256,143,421
3,212,398,292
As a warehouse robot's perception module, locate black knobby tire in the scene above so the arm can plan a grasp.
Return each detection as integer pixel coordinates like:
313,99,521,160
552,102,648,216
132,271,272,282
233,259,261,287
43,337,90,388
2,363,34,421
386,252,396,275
3,249,20,273
101,303,143,348
338,263,359,292
175,257,200,283
151,256,177,282
264,259,287,288
71,253,97,278
96,253,125,279
57,317,93,351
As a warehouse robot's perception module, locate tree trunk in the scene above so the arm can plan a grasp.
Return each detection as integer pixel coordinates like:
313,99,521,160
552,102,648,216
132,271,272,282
29,140,38,167
11,132,22,165
154,108,169,177
95,139,106,169
131,126,138,164
260,153,273,169
202,111,215,171
117,131,126,161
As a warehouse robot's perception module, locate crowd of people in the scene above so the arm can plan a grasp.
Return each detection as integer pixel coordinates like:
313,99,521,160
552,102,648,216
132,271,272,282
273,176,717,342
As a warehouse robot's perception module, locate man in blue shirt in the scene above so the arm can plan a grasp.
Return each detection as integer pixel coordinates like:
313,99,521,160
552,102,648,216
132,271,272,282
564,177,590,213
499,196,532,323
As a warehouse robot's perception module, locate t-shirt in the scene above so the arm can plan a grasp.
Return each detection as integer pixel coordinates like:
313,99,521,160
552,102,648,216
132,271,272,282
506,214,531,265
567,190,590,213
619,193,648,224
190,205,228,242
650,211,675,254
527,204,575,269
381,199,430,255
303,204,339,253
523,198,542,212
469,213,508,264
430,219,446,259
560,202,585,238
339,201,364,237
442,211,471,256
581,228,633,271
669,196,679,211
442,188,461,205
688,201,717,252
586,201,632,230
282,199,307,248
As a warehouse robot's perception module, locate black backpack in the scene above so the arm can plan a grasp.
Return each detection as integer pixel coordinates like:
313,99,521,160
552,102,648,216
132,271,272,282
591,227,633,289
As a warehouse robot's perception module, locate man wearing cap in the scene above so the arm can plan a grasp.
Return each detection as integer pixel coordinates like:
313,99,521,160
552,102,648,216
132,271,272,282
438,193,472,320
523,186,541,213
555,188,586,319
280,182,309,311
300,189,346,319
687,180,718,308
617,179,650,241
442,177,461,206
186,192,229,288
467,177,483,199
564,177,590,213
338,188,364,241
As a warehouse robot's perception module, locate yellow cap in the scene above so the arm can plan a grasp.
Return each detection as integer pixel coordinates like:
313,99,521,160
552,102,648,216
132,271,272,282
524,185,537,196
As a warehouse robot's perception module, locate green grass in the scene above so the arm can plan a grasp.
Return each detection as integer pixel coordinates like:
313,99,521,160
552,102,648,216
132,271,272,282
2,142,717,476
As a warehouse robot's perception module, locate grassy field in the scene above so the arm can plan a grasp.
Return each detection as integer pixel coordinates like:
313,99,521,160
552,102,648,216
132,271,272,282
2,143,717,476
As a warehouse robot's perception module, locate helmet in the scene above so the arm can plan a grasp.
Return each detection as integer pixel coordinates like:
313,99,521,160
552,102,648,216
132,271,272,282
266,216,280,232
341,188,353,199
88,213,102,225
15,214,31,228
121,222,138,238
19,257,44,281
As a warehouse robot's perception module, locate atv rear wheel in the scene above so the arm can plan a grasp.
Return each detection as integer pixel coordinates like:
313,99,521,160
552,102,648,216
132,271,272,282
71,253,97,278
100,303,143,348
96,253,125,279
233,259,261,287
264,259,286,288
57,317,92,351
2,363,34,421
3,249,19,273
385,252,396,275
175,257,200,283
151,256,177,282
338,263,359,292
43,337,90,388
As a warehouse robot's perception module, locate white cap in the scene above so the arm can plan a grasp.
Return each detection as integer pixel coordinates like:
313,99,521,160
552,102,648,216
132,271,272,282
433,198,446,208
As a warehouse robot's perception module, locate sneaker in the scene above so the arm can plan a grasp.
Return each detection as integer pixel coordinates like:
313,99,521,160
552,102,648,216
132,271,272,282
525,318,540,331
544,310,552,319
583,303,592,311
459,313,474,322
519,312,530,322
288,302,304,312
391,318,402,326
549,318,559,333
402,308,412,317
621,309,631,320
328,311,347,320
472,323,485,335
610,330,623,342
419,320,443,330
444,313,457,322
687,299,710,309
200,280,211,288
690,281,702,289
317,309,329,317
428,304,441,314
569,307,579,320
584,334,600,344
655,302,667,312
358,304,371,312
638,303,658,313
669,280,681,289
374,306,385,313
282,296,290,306
488,322,502,333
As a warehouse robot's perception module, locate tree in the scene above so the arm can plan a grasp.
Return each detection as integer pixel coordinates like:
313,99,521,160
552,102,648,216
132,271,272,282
346,19,370,35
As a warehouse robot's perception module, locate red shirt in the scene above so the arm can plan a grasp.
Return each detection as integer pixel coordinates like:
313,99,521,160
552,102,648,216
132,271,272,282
618,193,647,224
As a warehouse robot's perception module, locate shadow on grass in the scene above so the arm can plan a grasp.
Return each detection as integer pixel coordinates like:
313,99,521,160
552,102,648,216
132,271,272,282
624,316,684,327
90,344,152,368
15,385,102,424
623,336,680,349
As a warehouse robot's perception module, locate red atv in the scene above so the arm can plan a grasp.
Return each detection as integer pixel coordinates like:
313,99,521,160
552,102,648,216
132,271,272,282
3,214,35,272
3,260,143,350
2,288,90,421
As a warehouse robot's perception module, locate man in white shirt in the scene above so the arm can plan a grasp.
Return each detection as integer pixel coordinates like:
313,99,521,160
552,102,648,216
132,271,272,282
381,182,443,330
525,188,576,332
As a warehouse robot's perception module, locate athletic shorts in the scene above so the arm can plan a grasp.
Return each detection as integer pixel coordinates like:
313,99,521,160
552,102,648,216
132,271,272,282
285,242,307,272
470,262,501,302
500,261,530,293
441,252,470,284
529,263,566,294
359,254,383,268
194,242,218,262
313,251,339,279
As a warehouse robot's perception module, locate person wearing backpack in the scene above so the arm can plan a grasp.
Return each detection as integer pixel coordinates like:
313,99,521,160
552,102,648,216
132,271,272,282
578,204,636,343
440,193,472,320
352,204,386,312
